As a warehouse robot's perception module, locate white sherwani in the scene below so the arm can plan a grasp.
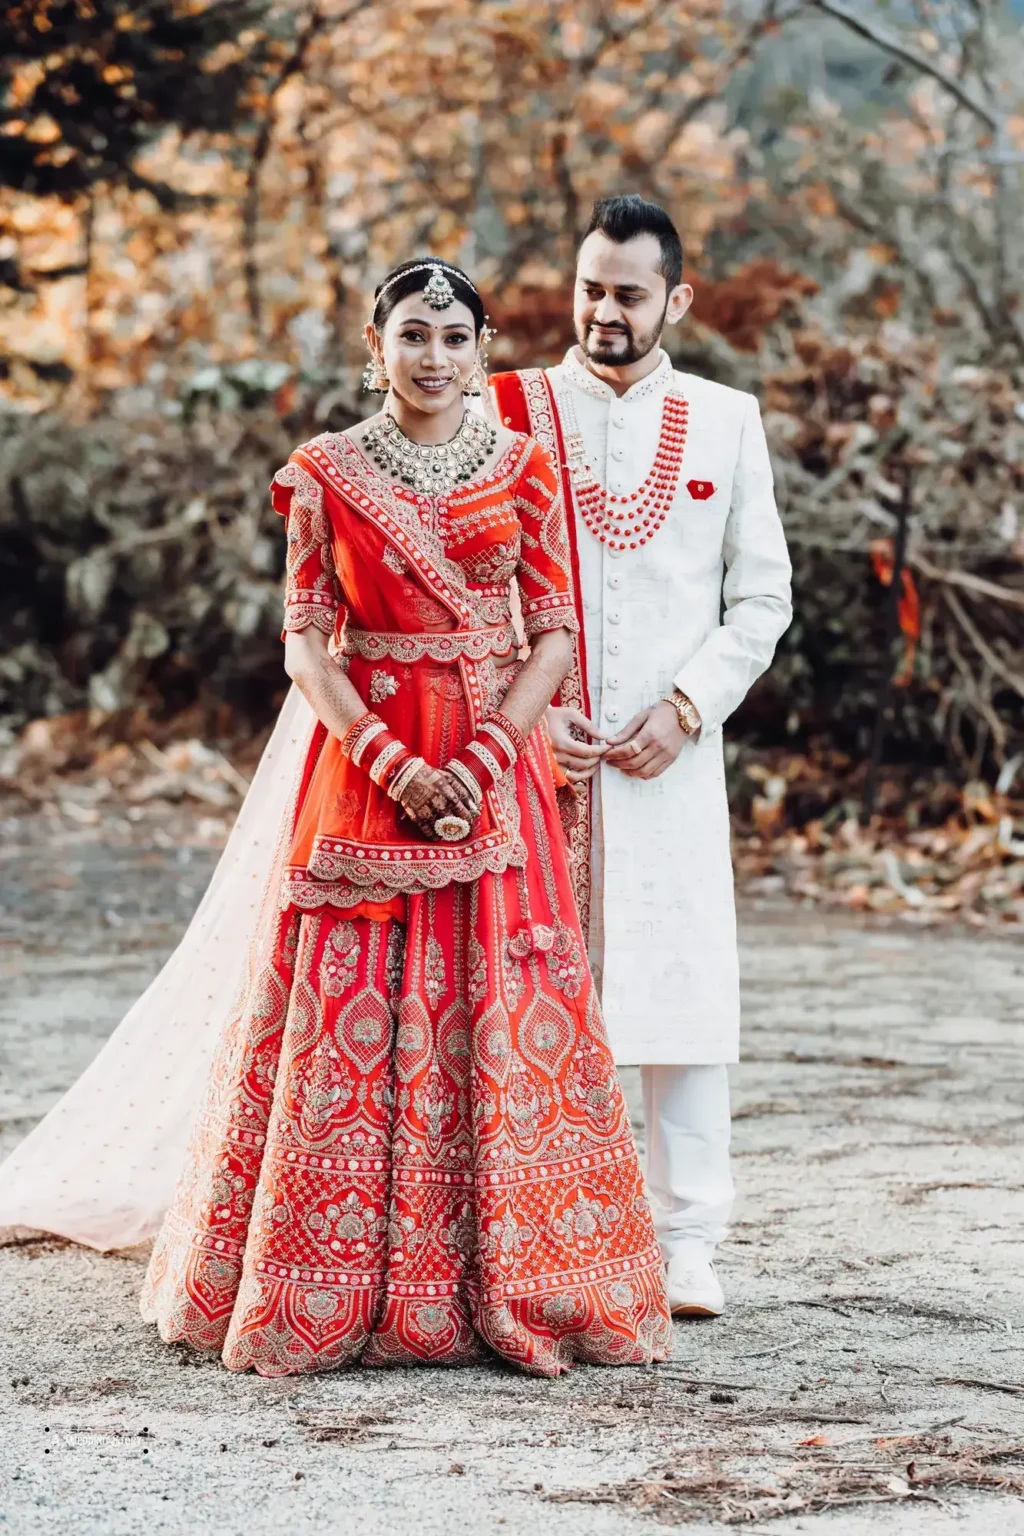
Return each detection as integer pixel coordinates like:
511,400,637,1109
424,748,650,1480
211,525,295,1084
545,349,792,1066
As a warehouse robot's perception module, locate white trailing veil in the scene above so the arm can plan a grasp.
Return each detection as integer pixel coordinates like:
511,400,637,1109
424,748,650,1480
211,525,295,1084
0,685,317,1252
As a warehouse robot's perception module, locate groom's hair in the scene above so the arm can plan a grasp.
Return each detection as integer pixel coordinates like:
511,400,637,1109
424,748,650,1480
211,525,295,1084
582,195,683,293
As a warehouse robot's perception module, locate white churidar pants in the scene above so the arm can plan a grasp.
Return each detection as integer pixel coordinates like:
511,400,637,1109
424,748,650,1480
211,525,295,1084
641,1064,735,1262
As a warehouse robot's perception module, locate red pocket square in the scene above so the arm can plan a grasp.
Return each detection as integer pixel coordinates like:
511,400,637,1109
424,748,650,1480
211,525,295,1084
687,479,716,501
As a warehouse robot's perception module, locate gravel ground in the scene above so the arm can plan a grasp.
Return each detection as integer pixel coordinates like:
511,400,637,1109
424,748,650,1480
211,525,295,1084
1,833,1023,1534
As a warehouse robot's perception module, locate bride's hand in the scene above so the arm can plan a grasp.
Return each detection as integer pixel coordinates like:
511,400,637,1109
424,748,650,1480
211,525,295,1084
398,764,478,840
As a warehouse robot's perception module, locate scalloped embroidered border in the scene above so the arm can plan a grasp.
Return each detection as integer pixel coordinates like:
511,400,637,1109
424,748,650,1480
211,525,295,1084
342,624,517,664
523,605,578,638
280,836,529,906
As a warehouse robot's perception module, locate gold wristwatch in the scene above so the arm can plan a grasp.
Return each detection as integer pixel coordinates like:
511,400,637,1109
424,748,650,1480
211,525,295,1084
662,688,702,736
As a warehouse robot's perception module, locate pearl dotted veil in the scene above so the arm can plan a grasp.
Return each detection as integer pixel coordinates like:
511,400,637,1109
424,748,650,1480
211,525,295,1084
0,686,316,1252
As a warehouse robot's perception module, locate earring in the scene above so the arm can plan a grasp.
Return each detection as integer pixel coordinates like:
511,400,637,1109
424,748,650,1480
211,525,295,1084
462,319,495,395
461,361,485,397
362,354,389,394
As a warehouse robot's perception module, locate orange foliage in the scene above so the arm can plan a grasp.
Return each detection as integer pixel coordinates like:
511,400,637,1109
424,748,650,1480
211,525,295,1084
689,260,820,354
870,539,922,686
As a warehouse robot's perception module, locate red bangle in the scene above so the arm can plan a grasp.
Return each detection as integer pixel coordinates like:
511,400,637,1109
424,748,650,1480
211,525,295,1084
378,745,413,792
485,709,525,758
361,729,411,788
340,711,385,763
456,732,514,792
452,749,491,796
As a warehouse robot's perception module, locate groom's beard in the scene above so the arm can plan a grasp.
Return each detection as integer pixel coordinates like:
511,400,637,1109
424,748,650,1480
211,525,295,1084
576,305,666,367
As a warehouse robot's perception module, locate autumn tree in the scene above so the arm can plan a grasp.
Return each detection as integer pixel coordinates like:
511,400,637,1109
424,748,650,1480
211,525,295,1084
0,0,282,386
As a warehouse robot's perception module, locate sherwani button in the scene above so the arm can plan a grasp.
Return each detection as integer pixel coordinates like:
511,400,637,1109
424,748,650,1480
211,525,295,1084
608,575,621,590
607,677,619,689
608,611,621,624
608,641,621,655
606,708,620,722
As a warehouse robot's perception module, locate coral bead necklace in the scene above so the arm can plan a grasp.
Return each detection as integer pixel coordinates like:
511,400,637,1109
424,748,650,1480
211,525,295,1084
558,387,689,551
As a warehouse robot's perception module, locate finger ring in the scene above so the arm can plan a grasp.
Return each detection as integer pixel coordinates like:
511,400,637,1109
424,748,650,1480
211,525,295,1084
630,740,641,755
434,815,471,842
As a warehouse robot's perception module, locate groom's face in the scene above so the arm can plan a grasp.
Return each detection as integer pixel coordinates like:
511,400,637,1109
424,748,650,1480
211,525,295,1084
574,231,670,366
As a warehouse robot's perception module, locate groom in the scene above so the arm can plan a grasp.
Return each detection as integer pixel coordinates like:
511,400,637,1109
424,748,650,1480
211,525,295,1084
491,195,791,1317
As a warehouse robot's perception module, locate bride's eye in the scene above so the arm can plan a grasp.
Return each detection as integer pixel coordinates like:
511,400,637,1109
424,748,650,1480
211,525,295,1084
400,328,427,343
447,332,471,346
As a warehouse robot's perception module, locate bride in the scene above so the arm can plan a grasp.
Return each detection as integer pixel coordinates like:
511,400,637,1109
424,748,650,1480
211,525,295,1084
0,258,670,1377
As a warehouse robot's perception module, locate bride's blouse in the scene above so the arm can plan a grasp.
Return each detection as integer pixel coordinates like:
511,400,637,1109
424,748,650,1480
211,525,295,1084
271,429,578,910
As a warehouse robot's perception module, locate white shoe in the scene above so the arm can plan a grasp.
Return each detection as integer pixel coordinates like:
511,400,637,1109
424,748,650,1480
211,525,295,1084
666,1252,724,1318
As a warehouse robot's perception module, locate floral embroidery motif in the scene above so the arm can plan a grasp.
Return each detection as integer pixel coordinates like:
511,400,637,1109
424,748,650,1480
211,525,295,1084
459,534,521,586
307,1191,388,1256
413,1067,455,1146
292,1036,355,1137
542,1293,580,1325
424,934,446,1010
544,923,584,999
439,1201,477,1262
479,1202,536,1269
501,946,526,1012
382,544,407,575
467,936,488,1005
368,669,400,704
318,920,361,997
564,1035,619,1129
505,1061,552,1145
552,1188,620,1252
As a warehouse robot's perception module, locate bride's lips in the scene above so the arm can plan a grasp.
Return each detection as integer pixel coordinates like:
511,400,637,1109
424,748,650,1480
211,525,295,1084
413,376,456,395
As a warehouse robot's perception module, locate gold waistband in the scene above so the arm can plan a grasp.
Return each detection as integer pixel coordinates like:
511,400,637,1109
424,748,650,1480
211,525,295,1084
342,624,517,665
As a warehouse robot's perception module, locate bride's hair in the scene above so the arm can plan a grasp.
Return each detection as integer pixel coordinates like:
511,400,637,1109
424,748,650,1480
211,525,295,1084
371,257,487,335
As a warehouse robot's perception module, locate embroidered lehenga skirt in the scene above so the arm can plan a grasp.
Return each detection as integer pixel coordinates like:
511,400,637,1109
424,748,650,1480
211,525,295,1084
140,429,671,1376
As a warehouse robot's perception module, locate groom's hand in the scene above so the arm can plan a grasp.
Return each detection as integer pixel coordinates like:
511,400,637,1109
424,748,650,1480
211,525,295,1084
546,705,608,783
604,702,687,780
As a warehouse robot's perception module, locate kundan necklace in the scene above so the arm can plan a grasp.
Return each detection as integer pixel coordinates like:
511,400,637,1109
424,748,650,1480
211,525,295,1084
557,382,689,551
362,409,497,496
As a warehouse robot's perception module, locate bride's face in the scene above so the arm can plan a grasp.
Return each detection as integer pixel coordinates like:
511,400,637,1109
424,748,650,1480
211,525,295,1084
369,293,479,417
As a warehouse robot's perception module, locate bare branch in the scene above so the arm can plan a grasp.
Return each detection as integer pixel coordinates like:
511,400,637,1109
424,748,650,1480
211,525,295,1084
807,0,998,130
911,557,1024,614
943,587,1024,699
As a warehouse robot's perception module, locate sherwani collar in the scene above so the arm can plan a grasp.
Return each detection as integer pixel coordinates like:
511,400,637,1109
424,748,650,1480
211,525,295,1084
560,346,674,404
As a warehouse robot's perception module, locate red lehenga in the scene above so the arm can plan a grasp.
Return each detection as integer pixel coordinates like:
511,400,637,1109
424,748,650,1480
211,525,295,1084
140,427,671,1377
